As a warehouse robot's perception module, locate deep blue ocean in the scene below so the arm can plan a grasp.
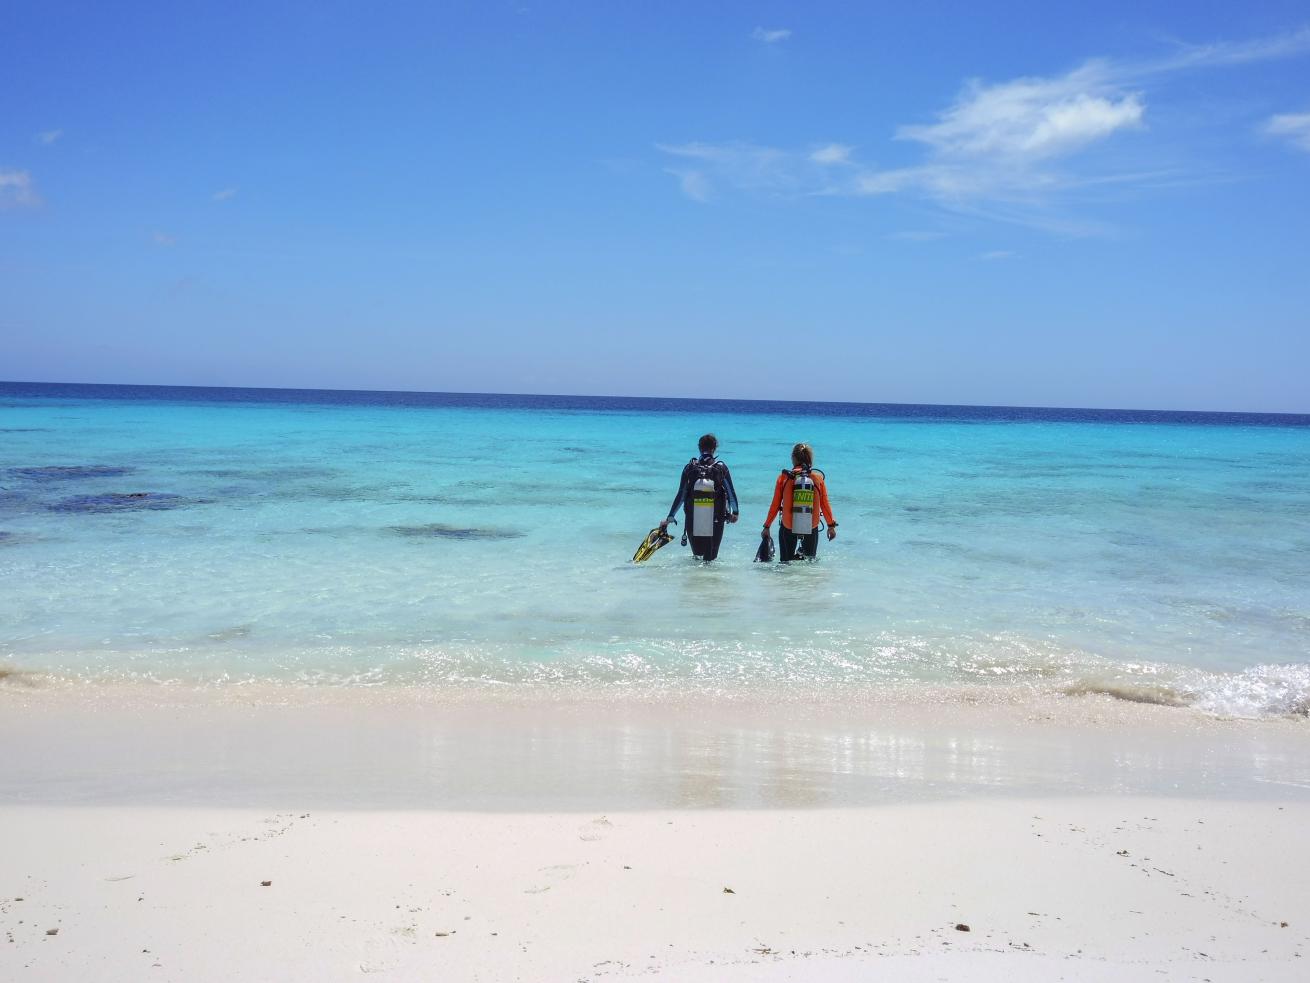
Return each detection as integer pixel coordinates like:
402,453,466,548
2,381,1308,715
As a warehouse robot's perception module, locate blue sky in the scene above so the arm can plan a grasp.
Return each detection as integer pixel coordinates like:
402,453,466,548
3,1,1309,411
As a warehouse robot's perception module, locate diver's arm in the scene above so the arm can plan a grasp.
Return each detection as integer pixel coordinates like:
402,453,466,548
761,474,785,536
819,477,838,539
721,465,740,518
662,464,690,526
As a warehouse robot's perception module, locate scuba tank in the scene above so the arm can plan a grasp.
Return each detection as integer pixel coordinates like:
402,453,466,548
691,474,716,537
790,471,817,535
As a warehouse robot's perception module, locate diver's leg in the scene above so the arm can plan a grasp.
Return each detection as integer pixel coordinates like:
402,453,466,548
801,530,820,560
690,535,710,559
778,526,797,562
705,521,725,561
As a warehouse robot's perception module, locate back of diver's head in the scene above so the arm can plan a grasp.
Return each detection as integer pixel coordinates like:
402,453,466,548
792,443,814,469
699,433,718,454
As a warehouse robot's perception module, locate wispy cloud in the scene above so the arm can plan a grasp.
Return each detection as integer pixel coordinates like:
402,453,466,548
658,27,1310,231
1142,25,1310,72
153,230,177,247
977,249,1017,261
1266,111,1310,152
657,141,797,201
810,143,854,165
886,230,949,242
36,129,63,146
213,187,239,202
752,27,791,44
665,167,713,202
0,170,40,208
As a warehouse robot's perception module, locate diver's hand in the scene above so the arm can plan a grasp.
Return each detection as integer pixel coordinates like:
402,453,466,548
761,527,771,539
727,513,739,524
827,526,837,541
659,518,671,531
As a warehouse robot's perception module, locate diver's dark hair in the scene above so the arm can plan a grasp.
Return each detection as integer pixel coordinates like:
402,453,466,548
792,443,813,469
699,433,718,454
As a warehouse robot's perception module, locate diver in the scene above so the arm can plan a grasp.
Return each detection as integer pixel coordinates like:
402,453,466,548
660,433,739,561
761,442,838,562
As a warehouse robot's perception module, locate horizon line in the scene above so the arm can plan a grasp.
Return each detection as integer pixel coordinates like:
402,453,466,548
3,378,1307,419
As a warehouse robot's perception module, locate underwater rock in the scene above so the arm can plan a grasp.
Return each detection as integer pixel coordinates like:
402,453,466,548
49,492,189,514
388,523,524,541
10,465,136,481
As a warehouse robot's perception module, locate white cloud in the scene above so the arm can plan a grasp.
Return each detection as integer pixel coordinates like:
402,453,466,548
153,230,177,247
213,187,239,201
977,249,1017,261
658,27,1310,233
36,129,63,146
810,143,854,165
752,27,791,44
657,63,1151,220
1266,111,1310,152
0,170,40,208
896,68,1144,161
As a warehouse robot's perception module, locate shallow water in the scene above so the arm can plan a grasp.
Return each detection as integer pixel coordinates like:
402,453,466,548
1,382,1308,717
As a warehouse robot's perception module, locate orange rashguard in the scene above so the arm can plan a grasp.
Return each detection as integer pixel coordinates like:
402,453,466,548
763,469,836,532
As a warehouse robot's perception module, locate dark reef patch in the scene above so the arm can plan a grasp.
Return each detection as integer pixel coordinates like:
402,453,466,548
389,523,525,541
10,465,137,481
391,493,479,505
194,465,338,481
49,492,193,514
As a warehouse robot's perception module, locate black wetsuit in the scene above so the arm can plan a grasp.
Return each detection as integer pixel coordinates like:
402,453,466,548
778,524,820,562
666,454,739,561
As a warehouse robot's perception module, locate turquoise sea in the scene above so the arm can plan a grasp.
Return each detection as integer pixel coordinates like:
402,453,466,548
1,382,1308,716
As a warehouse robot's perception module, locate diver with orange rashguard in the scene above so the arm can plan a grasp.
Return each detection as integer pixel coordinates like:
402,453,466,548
761,442,837,562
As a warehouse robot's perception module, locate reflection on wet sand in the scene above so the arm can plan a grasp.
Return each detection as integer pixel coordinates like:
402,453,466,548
2,690,1307,810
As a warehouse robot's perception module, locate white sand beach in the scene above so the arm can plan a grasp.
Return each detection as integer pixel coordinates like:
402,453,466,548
2,685,1309,980
2,797,1308,982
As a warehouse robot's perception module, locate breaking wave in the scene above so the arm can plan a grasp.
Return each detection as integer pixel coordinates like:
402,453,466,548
1066,663,1310,719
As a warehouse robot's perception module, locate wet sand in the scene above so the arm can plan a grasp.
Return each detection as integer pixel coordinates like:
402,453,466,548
2,683,1308,980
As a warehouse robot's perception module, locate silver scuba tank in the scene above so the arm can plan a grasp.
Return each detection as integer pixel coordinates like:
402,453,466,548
691,475,716,537
790,472,816,535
